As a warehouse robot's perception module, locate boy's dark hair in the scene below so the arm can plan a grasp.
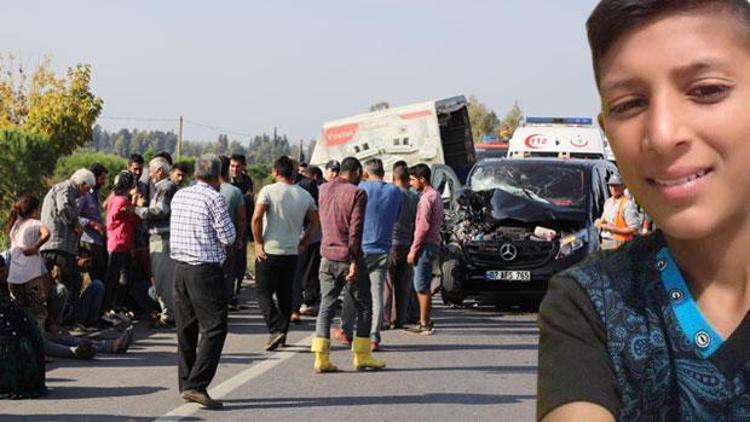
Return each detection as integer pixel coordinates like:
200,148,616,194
393,164,410,184
325,160,341,172
89,163,108,178
408,163,431,183
113,170,134,195
340,157,362,174
364,158,385,177
219,155,230,180
128,153,144,165
587,0,750,85
230,154,246,165
172,162,189,173
309,165,323,180
155,151,173,165
273,156,295,179
393,160,408,171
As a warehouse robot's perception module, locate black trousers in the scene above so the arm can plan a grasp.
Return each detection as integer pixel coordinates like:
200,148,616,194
292,242,322,311
104,251,132,312
255,254,298,335
174,261,228,392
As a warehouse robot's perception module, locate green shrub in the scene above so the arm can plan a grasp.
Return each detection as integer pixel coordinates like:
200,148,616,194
54,151,127,199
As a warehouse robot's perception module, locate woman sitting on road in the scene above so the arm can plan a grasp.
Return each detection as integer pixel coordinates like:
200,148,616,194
0,255,47,399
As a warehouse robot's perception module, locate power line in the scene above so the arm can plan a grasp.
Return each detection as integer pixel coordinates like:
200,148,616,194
99,115,177,123
183,119,255,138
99,115,259,138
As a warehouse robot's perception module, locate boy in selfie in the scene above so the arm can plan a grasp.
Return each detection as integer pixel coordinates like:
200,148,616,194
538,1,750,420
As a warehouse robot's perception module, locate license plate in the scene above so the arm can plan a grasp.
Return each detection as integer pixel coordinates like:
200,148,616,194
485,270,531,282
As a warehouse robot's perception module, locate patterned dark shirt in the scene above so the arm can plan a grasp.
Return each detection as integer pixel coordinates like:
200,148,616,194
40,180,80,255
538,232,750,421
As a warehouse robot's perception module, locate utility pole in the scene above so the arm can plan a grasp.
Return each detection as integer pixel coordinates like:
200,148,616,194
177,115,184,159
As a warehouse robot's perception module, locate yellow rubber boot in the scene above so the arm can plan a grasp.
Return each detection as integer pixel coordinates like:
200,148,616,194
311,337,338,374
352,337,386,371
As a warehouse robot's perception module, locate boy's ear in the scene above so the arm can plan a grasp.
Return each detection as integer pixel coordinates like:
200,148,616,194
597,112,606,131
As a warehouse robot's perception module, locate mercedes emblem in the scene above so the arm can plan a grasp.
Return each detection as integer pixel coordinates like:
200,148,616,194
499,243,518,261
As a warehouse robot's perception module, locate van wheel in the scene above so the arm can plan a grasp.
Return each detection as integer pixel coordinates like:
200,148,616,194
441,259,464,306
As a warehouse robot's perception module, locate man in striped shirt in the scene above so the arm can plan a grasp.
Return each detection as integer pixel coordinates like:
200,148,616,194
169,154,236,410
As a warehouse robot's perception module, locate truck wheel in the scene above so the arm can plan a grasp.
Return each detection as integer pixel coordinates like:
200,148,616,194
441,259,464,306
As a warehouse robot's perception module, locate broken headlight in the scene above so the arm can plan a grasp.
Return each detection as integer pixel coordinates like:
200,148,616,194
556,229,588,259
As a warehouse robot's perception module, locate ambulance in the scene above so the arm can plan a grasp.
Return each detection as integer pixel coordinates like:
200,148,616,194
506,117,610,159
310,95,476,183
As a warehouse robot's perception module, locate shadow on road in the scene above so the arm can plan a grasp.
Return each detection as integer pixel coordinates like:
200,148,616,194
381,364,537,374
39,385,167,400
382,343,537,352
3,415,202,422
221,393,537,410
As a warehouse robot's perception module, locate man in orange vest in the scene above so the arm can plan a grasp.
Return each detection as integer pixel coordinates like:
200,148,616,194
596,175,639,250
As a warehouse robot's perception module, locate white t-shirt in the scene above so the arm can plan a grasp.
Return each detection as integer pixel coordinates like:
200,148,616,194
258,182,316,256
8,219,47,284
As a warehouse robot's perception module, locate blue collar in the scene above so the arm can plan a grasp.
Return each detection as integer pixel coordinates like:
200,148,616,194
656,247,723,359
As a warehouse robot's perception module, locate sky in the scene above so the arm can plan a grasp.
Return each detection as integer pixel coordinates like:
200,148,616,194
2,0,602,144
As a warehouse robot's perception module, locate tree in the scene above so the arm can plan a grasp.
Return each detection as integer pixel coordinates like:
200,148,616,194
0,129,58,247
499,101,523,140
369,101,390,112
467,95,500,143
0,54,103,156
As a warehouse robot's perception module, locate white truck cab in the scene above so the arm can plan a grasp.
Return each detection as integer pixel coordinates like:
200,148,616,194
507,117,608,160
310,95,476,183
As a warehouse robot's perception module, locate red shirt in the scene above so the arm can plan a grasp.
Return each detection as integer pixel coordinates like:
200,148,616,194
318,177,367,262
106,194,140,252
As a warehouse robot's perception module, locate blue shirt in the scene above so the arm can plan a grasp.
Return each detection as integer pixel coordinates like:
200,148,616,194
77,188,104,246
360,180,402,255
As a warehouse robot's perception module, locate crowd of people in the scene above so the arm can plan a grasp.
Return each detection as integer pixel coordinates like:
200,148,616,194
0,150,444,409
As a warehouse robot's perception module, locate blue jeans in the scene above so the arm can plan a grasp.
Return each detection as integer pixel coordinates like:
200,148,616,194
315,257,372,339
413,244,439,293
47,282,69,325
74,279,104,326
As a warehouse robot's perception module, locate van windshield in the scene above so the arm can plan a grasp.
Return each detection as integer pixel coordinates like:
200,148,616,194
469,161,587,209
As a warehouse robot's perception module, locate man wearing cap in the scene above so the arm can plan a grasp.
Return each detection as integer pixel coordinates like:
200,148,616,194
595,175,639,250
41,168,95,317
324,160,341,182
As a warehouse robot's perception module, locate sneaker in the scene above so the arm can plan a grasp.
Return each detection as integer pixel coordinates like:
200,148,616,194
370,340,380,352
101,311,120,325
290,312,302,323
110,326,134,354
150,317,175,329
72,342,96,360
404,322,435,336
299,304,318,316
265,333,286,351
330,327,352,346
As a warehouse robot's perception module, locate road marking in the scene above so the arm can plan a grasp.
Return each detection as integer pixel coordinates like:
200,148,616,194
155,333,315,421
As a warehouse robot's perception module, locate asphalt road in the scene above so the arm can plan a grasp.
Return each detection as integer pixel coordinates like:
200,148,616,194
0,283,538,422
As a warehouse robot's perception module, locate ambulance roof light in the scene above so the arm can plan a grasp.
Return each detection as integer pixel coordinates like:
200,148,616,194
525,117,593,125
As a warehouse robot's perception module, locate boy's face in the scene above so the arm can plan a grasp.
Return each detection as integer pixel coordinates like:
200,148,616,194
171,168,185,186
598,11,750,240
